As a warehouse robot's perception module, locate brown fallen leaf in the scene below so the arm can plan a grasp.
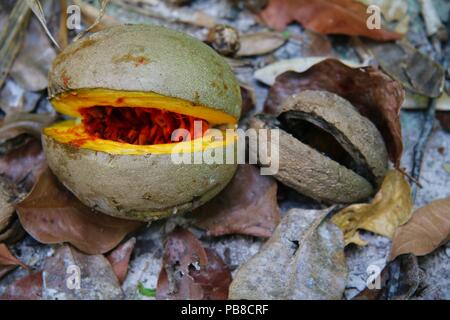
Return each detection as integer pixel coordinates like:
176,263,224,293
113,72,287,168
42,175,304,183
331,170,413,246
194,164,280,238
0,243,27,279
240,84,256,117
0,138,46,190
16,168,143,255
368,41,445,98
156,228,231,300
389,196,450,261
0,272,43,300
236,32,287,57
229,208,347,300
0,112,55,144
260,0,401,41
106,237,136,284
437,112,450,132
0,176,17,234
264,59,405,166
43,245,124,300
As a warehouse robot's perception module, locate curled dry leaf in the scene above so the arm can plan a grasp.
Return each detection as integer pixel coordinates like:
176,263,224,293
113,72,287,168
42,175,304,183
16,168,143,255
254,57,365,86
156,228,232,300
43,245,124,300
106,237,136,284
194,164,280,238
264,59,405,166
236,32,287,57
389,196,450,261
331,170,413,246
369,41,445,98
229,208,348,300
0,112,56,143
260,0,401,41
240,84,256,117
0,243,27,279
0,271,43,300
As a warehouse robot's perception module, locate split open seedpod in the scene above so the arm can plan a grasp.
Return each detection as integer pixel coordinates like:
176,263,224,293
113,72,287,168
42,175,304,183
250,90,388,204
42,25,241,221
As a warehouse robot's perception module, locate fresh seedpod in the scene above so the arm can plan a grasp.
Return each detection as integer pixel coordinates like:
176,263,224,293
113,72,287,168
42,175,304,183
250,90,388,204
43,25,242,221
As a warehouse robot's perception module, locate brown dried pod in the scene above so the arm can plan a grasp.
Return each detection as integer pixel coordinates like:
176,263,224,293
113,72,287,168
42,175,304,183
250,90,388,204
207,24,240,57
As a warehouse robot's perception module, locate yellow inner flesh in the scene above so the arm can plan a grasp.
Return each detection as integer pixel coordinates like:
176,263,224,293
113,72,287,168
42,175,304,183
45,88,237,155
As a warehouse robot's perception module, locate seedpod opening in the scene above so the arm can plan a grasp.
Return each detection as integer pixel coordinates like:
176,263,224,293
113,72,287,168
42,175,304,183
45,89,237,155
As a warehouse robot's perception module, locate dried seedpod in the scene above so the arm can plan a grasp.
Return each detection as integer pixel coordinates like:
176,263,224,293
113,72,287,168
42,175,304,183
43,25,241,221
250,90,388,204
207,24,240,57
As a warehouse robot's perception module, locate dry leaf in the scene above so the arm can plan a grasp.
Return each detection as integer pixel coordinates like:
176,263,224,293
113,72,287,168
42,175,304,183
260,0,401,41
355,0,409,34
236,32,287,57
0,177,17,234
156,228,231,300
43,245,123,300
16,168,142,255
0,112,56,143
194,165,280,238
332,170,413,246
240,84,256,117
0,271,42,300
0,138,46,189
389,196,450,260
0,243,27,279
369,41,445,98
254,57,365,86
264,59,405,166
106,237,136,284
229,208,347,300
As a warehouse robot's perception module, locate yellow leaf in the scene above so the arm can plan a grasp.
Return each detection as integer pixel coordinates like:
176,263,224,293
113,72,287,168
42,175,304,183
331,170,413,246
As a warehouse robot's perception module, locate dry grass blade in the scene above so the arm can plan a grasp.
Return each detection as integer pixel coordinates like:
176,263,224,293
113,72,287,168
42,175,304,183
74,0,111,41
0,1,30,89
26,0,61,50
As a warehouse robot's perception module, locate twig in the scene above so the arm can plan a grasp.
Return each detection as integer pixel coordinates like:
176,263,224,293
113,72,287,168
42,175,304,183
410,98,436,200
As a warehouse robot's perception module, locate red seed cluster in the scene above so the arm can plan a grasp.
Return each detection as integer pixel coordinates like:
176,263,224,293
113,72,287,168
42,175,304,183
80,106,209,145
